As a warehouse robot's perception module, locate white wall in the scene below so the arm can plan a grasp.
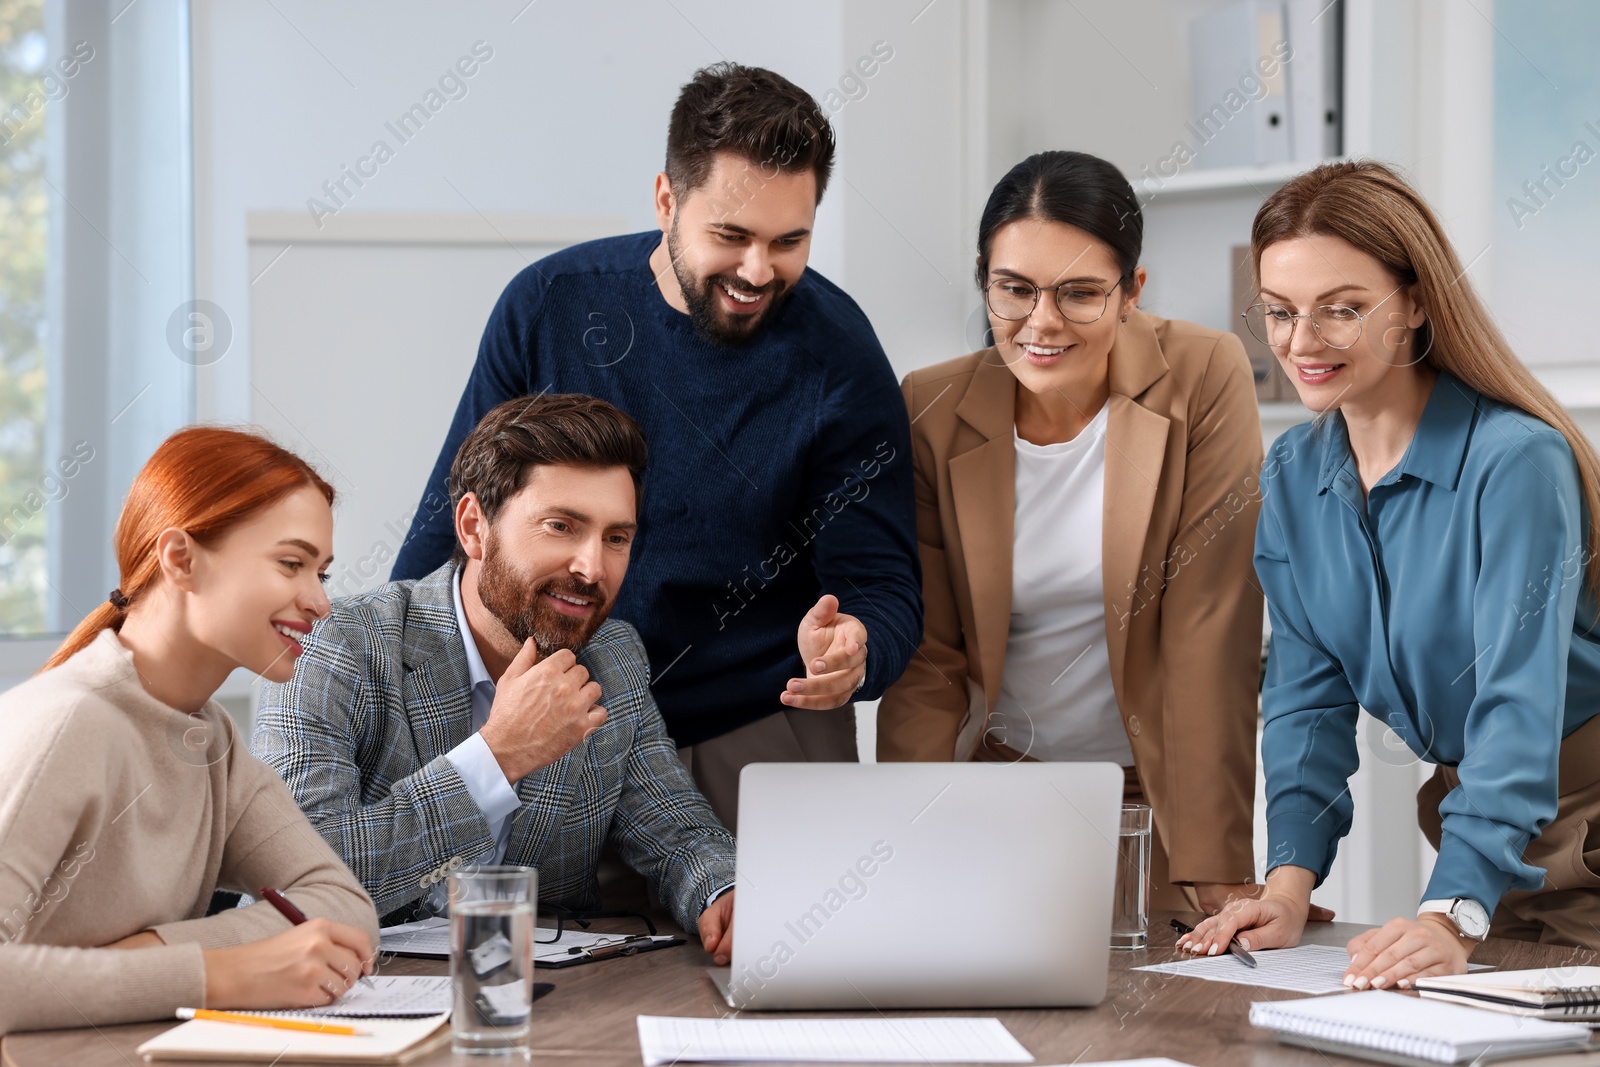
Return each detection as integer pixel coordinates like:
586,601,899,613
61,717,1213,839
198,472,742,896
191,0,850,426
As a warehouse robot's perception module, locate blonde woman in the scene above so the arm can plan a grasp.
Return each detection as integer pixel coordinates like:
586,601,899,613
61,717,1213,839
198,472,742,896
0,427,379,1035
1187,160,1600,987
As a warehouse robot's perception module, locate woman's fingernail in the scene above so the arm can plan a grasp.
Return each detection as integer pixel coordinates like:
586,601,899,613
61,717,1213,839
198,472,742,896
1354,976,1369,989
1343,975,1355,988
1207,944,1219,956
1397,978,1411,989
1372,976,1388,989
1237,938,1249,951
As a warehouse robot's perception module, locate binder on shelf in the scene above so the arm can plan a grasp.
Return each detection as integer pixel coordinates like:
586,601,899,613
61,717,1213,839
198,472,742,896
1286,0,1344,161
1187,1,1292,169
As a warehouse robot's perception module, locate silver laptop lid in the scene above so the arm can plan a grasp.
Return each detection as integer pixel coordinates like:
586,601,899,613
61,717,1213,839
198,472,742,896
725,761,1123,1010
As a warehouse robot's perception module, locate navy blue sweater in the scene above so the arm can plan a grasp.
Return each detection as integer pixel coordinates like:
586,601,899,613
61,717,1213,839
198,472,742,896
391,232,921,746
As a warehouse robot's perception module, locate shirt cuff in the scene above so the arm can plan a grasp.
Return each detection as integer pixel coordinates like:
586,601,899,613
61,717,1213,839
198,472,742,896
705,883,734,909
1265,810,1341,887
1421,830,1519,914
444,732,522,827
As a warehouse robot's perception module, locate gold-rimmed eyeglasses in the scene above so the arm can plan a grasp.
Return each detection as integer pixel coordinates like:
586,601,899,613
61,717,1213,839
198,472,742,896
984,277,1124,324
1242,285,1407,350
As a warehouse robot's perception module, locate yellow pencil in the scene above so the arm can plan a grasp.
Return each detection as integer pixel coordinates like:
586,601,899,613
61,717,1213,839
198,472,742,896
176,1007,369,1036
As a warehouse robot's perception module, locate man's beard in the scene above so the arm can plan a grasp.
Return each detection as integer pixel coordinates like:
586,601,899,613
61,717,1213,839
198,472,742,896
668,216,792,347
476,535,612,658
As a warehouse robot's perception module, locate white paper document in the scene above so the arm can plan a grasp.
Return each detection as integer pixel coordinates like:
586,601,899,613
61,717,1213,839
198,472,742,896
379,916,452,956
380,914,673,963
635,1015,1033,1065
262,976,452,1017
1137,944,1490,995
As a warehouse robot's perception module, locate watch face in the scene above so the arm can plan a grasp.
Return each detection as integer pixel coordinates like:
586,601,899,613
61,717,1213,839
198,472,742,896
1453,899,1491,938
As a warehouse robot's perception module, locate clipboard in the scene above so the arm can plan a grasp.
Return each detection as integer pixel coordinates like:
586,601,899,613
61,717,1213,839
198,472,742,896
536,933,685,969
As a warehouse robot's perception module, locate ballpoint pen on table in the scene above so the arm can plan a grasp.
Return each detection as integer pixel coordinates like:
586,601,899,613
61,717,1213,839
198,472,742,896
569,934,657,960
1169,918,1258,968
261,886,374,989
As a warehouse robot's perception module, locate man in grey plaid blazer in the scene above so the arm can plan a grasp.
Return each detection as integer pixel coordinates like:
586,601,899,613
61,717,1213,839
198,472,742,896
252,394,737,958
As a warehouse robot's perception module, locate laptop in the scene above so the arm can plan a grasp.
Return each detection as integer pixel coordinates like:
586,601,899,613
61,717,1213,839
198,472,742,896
710,761,1123,1010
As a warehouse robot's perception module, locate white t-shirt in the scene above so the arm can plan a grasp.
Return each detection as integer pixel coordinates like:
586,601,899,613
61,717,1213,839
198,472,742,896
988,404,1133,766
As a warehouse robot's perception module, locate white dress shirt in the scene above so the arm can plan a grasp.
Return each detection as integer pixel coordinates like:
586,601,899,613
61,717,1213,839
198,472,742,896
429,570,524,911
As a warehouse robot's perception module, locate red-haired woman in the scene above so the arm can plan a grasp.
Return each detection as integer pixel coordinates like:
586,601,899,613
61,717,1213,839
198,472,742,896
0,427,379,1036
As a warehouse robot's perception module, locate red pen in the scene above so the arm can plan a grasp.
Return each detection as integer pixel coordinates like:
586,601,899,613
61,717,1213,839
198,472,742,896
260,887,309,925
261,886,371,987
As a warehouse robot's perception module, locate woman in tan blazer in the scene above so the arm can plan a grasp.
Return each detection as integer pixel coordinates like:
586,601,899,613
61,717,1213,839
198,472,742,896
878,151,1267,914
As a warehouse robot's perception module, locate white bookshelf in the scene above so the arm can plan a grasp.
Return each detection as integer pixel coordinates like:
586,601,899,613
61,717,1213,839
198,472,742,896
1135,157,1350,200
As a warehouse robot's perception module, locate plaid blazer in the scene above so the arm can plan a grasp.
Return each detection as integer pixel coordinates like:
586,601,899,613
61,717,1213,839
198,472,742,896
252,563,736,930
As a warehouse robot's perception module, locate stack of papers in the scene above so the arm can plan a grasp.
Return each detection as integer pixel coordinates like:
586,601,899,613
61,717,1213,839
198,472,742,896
635,1016,1033,1064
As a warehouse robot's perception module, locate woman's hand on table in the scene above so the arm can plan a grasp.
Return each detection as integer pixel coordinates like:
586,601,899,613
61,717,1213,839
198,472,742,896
1179,866,1318,955
1343,914,1472,990
1195,881,1337,922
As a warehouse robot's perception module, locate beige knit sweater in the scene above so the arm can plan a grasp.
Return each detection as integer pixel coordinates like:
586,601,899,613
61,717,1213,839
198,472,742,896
0,629,379,1035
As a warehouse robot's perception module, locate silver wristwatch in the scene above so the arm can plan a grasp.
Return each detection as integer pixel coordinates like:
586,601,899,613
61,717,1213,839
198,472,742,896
1418,897,1490,941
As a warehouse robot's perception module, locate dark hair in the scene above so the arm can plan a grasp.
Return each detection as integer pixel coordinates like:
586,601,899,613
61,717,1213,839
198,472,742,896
447,394,648,566
975,151,1143,289
665,62,835,205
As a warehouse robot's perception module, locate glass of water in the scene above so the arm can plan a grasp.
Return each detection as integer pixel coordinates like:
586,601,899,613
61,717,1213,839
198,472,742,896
449,865,537,1056
1111,804,1152,949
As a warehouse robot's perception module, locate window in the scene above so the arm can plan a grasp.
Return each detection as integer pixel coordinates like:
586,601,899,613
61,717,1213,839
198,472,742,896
0,0,193,642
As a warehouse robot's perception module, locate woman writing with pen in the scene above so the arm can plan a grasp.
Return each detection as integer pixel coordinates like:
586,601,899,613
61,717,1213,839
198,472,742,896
1184,161,1600,985
0,427,380,1036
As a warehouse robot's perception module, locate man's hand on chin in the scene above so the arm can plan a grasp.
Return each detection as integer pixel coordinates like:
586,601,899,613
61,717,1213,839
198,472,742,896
699,890,736,966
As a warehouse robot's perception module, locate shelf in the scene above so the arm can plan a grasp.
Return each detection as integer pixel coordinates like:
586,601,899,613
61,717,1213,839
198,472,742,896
1136,158,1348,201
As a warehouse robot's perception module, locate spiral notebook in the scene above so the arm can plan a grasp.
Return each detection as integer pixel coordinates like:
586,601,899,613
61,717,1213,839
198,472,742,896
1250,991,1594,1066
1417,968,1600,1019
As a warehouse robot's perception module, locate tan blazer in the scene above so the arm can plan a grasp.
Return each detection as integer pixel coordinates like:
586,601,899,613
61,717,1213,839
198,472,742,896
877,309,1262,885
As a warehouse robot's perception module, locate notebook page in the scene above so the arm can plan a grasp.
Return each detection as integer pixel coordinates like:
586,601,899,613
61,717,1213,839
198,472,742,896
258,976,451,1017
136,1012,451,1062
1250,991,1591,1060
1418,967,1600,997
636,1016,1033,1065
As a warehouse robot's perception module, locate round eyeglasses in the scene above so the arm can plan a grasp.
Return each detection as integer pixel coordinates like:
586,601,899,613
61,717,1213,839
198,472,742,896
984,277,1123,325
1242,285,1406,351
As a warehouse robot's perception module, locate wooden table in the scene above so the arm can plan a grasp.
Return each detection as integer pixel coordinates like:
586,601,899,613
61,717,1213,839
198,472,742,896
7,913,1599,1066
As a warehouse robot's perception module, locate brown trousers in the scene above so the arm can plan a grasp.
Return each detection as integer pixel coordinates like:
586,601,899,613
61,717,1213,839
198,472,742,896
1416,712,1600,949
975,738,1199,912
676,705,859,835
